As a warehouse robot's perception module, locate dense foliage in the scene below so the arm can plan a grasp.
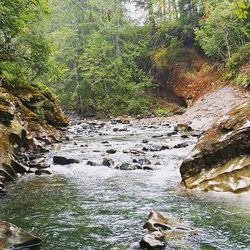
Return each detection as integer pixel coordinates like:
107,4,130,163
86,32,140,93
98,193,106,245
1,0,249,116
0,0,49,83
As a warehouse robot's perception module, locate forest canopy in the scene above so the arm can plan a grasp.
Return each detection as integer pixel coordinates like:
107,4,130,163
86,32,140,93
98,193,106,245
0,0,249,115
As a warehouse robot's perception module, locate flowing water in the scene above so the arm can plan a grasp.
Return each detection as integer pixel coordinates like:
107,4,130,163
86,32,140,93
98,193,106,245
0,120,249,250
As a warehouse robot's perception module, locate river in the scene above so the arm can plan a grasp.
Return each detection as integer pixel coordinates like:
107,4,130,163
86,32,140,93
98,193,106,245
0,120,249,249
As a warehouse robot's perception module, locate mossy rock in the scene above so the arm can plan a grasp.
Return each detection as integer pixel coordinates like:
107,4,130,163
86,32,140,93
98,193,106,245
0,81,68,186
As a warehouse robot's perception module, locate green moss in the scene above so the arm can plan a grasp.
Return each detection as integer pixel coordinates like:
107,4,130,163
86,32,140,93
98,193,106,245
154,107,172,117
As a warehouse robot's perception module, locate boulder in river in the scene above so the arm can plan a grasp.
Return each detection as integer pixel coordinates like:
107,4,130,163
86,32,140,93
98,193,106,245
0,220,42,249
139,211,196,250
53,156,80,165
180,102,250,193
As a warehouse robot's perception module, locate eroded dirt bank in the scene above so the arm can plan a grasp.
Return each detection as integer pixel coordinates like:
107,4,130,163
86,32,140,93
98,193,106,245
135,84,250,130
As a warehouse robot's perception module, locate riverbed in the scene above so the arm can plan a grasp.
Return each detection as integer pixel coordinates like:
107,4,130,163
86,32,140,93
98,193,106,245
0,120,249,249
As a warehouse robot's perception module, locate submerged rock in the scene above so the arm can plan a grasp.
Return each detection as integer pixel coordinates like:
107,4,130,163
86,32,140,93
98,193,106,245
0,220,42,249
180,102,250,193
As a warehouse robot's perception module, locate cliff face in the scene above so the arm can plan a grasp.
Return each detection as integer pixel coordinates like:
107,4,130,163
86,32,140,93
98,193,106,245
0,82,68,186
180,103,250,193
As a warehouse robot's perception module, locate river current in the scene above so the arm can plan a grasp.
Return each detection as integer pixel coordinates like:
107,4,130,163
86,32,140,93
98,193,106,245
0,120,249,249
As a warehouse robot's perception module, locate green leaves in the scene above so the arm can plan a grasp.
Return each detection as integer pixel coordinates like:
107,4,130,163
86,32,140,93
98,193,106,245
43,0,153,115
0,0,50,83
195,0,247,62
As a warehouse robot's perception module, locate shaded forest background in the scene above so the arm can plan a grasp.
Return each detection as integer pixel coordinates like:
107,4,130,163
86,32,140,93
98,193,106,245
0,0,249,116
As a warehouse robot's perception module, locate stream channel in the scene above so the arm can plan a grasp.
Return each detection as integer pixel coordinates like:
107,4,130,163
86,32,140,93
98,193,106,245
0,120,249,250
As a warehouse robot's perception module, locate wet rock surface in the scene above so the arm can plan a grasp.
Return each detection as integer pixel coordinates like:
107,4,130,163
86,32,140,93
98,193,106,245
180,102,250,193
0,83,68,248
0,83,68,189
1,113,250,249
53,156,80,165
0,220,42,249
139,211,196,250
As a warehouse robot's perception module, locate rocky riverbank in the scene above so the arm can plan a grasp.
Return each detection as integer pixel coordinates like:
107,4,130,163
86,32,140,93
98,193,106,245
0,82,68,193
180,102,250,193
0,82,249,249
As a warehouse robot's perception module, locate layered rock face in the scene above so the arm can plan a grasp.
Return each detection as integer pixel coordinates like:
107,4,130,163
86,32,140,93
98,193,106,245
0,82,68,187
180,102,250,193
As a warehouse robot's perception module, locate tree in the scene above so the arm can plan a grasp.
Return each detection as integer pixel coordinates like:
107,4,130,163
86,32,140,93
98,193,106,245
0,0,50,83
195,0,247,61
44,0,153,115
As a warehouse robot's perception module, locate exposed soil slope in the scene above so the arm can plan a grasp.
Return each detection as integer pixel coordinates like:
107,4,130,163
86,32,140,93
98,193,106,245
136,48,250,130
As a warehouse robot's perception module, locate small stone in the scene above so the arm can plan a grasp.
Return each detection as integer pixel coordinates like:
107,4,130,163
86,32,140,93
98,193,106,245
149,145,162,152
138,158,151,165
173,142,189,149
167,131,178,136
153,155,160,159
101,141,109,144
116,163,139,171
106,149,117,154
152,135,163,138
161,144,170,150
143,166,153,170
102,158,114,167
86,161,98,166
